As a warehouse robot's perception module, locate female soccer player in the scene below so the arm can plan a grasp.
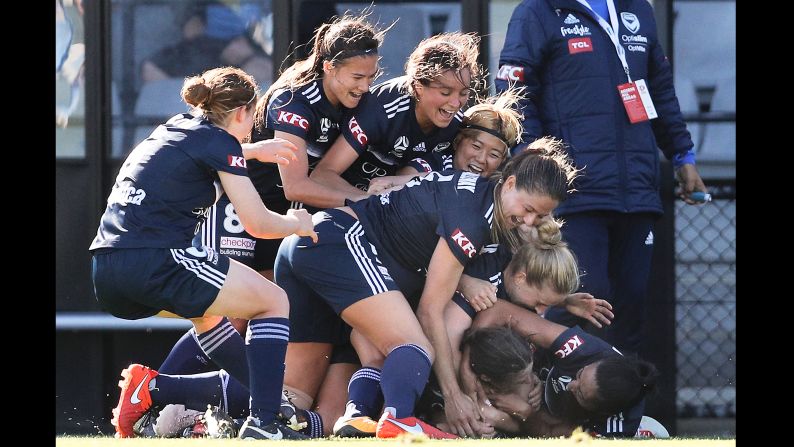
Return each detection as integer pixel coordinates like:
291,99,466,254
275,141,577,438
310,32,481,194
89,66,315,440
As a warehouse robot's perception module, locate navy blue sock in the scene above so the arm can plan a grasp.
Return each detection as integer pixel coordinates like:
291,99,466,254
220,370,251,418
149,370,226,411
151,369,252,418
346,367,383,418
196,317,249,387
246,318,289,424
379,344,431,418
301,409,324,438
159,328,214,375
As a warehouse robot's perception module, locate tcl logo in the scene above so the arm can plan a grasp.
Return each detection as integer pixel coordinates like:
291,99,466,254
554,335,584,358
348,117,368,145
496,65,525,82
277,111,309,130
568,37,593,54
451,229,477,258
228,155,247,168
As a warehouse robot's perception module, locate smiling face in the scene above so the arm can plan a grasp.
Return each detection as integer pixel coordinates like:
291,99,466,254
413,68,472,132
323,54,380,109
453,131,507,177
498,176,559,229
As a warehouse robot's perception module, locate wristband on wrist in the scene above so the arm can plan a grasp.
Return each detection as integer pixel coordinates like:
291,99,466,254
672,149,696,169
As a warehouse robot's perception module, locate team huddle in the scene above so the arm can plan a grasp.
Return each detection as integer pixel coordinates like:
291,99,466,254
89,7,684,440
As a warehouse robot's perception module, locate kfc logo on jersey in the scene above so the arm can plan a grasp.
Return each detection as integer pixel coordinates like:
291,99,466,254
496,65,525,82
568,37,593,54
348,117,368,145
451,228,477,258
412,157,433,173
228,155,247,168
554,335,584,358
277,111,309,130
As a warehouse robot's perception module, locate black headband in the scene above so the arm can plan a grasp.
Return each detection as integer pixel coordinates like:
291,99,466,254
324,47,377,61
462,123,508,146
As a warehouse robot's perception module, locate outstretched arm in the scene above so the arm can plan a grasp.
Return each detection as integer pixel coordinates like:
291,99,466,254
310,135,374,199
219,172,317,242
473,299,567,350
275,131,366,208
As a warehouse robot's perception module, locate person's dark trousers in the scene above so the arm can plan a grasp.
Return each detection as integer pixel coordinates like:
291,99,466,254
546,211,656,355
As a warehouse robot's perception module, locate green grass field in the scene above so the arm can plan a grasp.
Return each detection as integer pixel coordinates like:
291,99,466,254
56,437,736,446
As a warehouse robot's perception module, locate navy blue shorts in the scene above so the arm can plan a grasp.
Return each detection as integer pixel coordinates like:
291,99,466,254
452,291,477,319
330,343,360,365
91,246,230,320
198,195,292,272
277,209,403,315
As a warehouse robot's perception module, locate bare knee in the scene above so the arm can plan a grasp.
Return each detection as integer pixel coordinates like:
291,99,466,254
252,286,289,319
191,315,223,333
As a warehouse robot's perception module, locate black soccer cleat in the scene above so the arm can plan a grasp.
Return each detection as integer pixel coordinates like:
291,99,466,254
238,416,310,440
277,389,309,432
132,409,159,437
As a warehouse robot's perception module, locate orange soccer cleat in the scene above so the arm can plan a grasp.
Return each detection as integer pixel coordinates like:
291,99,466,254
110,363,159,438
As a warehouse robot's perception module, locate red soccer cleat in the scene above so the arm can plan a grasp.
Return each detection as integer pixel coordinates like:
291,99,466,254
110,363,159,438
376,407,458,439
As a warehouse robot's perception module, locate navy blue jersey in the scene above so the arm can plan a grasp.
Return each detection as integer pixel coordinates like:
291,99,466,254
90,113,247,250
249,81,346,204
350,170,495,272
542,326,644,437
452,245,514,318
464,244,514,292
340,76,463,190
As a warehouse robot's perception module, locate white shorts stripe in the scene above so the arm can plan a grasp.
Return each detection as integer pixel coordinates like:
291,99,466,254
171,250,226,287
344,223,388,295
169,249,226,289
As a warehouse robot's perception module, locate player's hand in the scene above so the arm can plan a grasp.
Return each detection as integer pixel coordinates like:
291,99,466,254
249,138,299,166
459,276,498,312
676,164,708,205
444,391,485,437
564,293,614,328
287,209,318,243
367,176,398,195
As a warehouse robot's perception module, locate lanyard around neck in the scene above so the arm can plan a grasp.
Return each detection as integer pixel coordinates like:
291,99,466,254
576,0,632,82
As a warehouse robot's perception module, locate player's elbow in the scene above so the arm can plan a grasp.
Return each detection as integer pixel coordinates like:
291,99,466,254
281,178,308,202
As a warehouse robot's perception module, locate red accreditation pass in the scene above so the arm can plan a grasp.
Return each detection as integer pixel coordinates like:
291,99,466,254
618,80,658,123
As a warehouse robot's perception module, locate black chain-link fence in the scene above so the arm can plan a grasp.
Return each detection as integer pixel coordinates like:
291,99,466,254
675,180,736,418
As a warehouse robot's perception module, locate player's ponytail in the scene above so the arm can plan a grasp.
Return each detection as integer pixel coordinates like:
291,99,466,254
591,356,660,415
505,218,580,298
